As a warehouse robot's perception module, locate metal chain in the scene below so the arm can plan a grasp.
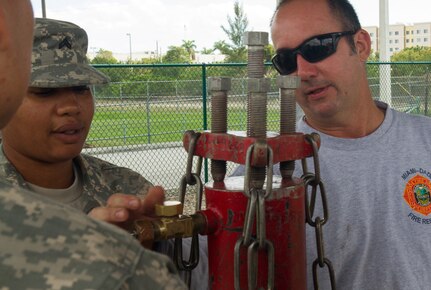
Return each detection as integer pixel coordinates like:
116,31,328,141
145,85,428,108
184,131,203,186
303,134,336,290
234,144,275,290
174,131,203,287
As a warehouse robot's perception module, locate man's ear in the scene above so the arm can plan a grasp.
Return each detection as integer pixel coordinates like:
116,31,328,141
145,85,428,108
354,29,371,62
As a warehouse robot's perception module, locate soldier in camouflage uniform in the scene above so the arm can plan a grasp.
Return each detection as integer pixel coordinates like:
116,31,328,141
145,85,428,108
0,17,208,289
0,17,157,227
0,9,187,289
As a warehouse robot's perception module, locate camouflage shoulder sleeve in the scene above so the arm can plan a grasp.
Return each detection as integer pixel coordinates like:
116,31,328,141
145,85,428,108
80,154,153,198
0,181,186,290
0,145,29,189
125,249,188,290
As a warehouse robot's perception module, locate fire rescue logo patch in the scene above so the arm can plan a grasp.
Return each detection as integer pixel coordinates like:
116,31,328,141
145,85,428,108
404,174,431,216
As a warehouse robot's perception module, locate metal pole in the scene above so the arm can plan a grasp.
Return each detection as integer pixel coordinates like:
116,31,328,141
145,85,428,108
379,0,392,107
425,66,429,116
202,63,209,183
126,33,132,61
41,0,46,18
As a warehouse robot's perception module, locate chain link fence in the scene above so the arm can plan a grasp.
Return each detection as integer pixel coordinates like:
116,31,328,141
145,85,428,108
83,62,431,199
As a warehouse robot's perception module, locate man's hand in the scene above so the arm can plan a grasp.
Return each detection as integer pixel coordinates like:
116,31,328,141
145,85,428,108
88,185,165,230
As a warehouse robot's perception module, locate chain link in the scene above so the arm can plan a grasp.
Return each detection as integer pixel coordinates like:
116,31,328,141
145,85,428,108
234,143,275,290
303,134,336,290
184,131,203,186
174,131,203,287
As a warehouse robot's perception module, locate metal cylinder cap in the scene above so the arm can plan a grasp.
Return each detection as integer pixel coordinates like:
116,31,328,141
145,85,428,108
155,200,183,217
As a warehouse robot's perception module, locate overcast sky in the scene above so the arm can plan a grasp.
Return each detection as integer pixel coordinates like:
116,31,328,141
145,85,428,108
30,0,431,55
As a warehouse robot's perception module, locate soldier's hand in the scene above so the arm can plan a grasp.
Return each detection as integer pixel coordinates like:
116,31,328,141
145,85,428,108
88,185,165,229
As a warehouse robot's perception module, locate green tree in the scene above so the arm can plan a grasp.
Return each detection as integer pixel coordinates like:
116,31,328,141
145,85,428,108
136,57,162,64
391,46,431,62
181,40,197,61
215,0,248,62
264,44,275,62
368,49,379,62
162,46,190,63
201,47,215,54
391,46,431,76
213,40,230,55
90,49,118,64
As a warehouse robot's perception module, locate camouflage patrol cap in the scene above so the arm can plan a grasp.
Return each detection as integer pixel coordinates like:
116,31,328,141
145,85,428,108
31,18,110,88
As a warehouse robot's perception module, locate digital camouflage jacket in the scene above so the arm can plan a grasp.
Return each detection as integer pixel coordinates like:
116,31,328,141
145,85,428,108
0,150,152,213
0,180,187,289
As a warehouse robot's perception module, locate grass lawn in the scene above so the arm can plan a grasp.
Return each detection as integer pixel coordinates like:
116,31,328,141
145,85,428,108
87,102,282,147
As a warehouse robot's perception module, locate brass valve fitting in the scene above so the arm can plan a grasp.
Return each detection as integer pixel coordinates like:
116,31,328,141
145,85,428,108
134,201,207,244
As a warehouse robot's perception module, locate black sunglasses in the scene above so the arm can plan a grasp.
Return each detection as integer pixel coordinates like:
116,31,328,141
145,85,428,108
271,31,356,75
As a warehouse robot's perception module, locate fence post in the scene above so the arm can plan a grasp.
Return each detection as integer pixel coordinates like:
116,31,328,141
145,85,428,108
120,84,127,145
146,81,151,144
202,63,209,183
380,62,392,107
426,66,429,116
176,80,185,131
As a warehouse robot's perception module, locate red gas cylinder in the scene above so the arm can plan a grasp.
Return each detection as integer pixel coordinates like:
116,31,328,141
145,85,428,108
200,175,306,290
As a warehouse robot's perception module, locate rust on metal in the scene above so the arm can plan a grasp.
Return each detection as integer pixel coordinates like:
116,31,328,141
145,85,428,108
183,131,320,166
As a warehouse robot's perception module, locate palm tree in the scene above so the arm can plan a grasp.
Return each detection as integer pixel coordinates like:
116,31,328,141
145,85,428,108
181,40,197,61
201,47,215,54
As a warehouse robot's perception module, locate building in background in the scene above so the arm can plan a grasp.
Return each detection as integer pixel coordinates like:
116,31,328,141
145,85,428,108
406,23,431,48
366,26,379,53
388,24,405,54
194,53,226,63
87,50,158,62
364,22,431,57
